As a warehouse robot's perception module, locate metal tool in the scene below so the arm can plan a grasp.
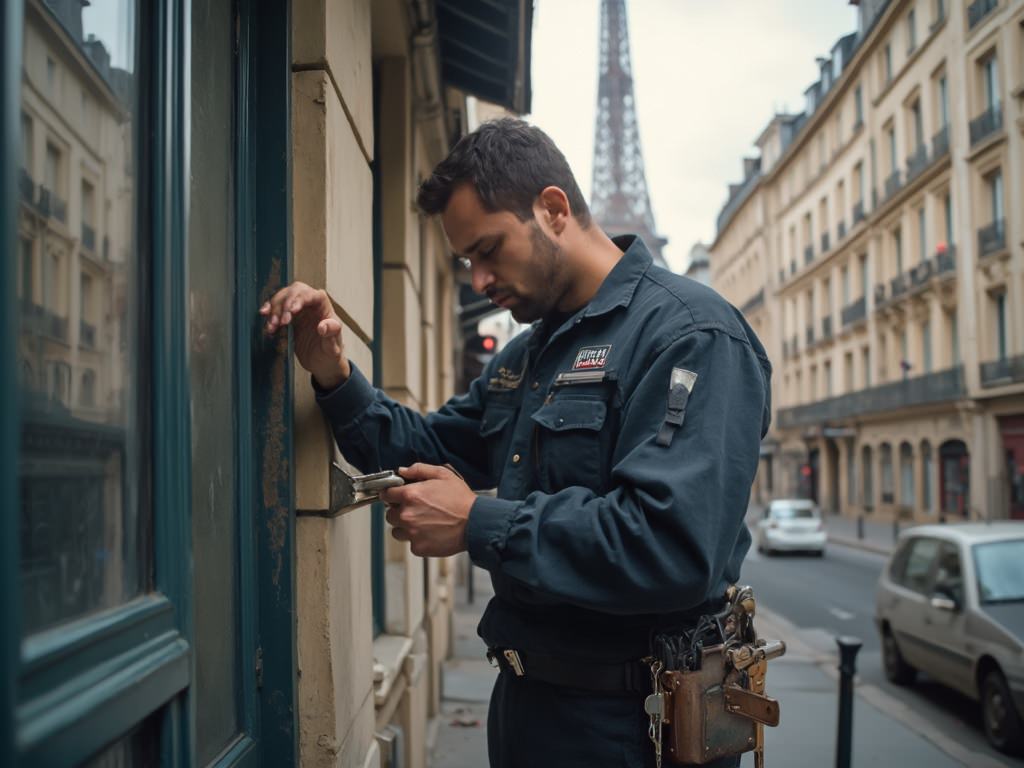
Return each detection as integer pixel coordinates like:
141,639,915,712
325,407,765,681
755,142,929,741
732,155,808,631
298,463,405,518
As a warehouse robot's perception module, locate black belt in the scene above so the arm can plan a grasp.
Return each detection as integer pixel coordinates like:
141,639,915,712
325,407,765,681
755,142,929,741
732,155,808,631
488,648,651,694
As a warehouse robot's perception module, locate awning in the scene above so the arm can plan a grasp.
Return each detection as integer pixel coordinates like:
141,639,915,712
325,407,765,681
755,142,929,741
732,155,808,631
436,0,533,114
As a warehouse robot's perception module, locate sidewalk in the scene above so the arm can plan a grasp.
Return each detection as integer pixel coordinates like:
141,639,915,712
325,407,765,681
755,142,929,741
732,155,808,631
429,558,993,767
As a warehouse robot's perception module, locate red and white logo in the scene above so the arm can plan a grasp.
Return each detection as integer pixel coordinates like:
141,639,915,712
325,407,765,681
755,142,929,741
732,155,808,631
572,344,611,370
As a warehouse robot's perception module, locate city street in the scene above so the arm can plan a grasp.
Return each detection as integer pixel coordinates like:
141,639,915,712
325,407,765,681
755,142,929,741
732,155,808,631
742,534,1024,767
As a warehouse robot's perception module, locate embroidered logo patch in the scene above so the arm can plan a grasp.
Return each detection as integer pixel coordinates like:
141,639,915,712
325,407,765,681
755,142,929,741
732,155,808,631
572,344,611,370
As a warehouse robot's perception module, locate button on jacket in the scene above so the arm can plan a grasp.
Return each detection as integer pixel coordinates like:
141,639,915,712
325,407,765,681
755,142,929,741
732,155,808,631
317,236,772,663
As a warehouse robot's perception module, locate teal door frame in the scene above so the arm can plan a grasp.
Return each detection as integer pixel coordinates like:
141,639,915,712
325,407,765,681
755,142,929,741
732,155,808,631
0,0,297,764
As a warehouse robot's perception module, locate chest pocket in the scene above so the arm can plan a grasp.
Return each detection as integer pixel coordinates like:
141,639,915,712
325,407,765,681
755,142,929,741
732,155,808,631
530,395,610,493
479,398,518,484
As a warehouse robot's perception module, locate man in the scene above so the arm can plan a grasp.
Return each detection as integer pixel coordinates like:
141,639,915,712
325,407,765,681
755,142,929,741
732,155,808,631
261,118,771,767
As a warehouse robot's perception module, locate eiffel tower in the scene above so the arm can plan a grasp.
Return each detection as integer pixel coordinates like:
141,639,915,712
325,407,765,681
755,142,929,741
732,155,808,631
590,0,668,269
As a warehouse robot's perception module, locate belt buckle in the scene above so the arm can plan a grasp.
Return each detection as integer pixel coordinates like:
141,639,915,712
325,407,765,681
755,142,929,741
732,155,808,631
502,649,526,677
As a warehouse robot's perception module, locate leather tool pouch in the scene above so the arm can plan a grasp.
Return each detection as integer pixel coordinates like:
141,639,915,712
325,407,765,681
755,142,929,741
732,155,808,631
662,645,755,764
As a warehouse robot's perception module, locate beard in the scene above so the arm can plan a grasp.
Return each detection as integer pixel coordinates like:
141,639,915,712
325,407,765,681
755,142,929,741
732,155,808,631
507,224,566,323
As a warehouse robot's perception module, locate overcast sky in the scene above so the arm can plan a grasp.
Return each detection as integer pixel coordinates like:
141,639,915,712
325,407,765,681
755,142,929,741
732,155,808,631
527,0,859,273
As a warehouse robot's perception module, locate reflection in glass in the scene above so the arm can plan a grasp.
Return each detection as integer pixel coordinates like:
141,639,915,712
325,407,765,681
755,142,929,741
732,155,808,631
18,0,144,635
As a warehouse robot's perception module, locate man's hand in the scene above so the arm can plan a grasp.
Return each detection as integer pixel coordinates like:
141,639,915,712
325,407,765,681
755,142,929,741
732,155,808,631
260,281,351,389
380,464,476,557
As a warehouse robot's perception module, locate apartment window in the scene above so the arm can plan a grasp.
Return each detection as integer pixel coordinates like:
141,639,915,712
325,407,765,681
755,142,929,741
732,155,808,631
907,9,917,53
20,112,32,170
82,180,95,226
988,169,1004,223
80,369,96,408
862,445,875,509
900,443,915,507
887,125,898,172
859,254,868,298
922,320,932,372
995,292,1007,361
934,0,945,24
46,56,56,93
943,191,953,247
911,100,924,149
921,441,934,513
854,162,864,204
881,443,894,503
950,310,960,365
884,43,893,83
854,85,864,126
44,142,61,195
847,446,857,505
901,329,910,378
938,75,949,128
918,207,926,262
80,273,93,324
841,265,851,305
21,239,33,302
894,228,903,274
824,360,833,397
810,366,819,399
845,352,855,391
879,334,888,381
982,53,1000,111
863,346,872,387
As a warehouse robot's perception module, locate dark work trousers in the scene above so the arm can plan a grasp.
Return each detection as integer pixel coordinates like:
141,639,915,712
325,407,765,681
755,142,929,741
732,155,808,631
487,670,742,768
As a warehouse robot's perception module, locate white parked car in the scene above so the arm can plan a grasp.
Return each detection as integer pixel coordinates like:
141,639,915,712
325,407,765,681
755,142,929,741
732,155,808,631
755,499,827,556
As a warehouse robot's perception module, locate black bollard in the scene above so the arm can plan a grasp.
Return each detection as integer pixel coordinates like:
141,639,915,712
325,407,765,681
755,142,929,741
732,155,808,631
835,636,862,768
857,515,864,540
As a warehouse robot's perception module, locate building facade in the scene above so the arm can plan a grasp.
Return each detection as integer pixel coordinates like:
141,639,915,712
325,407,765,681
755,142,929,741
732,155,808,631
1,0,532,766
711,0,1024,523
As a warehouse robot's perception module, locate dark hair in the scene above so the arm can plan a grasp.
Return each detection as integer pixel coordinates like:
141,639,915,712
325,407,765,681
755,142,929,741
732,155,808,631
416,118,591,227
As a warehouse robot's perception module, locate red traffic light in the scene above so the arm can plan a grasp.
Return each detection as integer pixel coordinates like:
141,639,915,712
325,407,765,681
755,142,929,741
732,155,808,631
482,336,496,351
466,334,499,354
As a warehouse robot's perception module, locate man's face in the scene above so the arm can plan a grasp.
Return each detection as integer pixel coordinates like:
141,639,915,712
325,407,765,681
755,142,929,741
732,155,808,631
442,184,569,323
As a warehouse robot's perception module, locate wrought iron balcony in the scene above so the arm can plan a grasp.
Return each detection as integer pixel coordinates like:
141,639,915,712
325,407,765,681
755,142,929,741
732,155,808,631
806,326,815,347
967,0,997,29
37,186,52,217
890,273,908,298
804,245,814,265
905,145,929,182
935,244,956,274
80,321,96,348
910,259,934,288
841,296,866,326
37,186,66,223
19,300,68,341
884,169,902,200
837,220,846,241
874,283,887,305
81,224,96,252
969,104,1002,146
776,366,966,428
822,316,833,340
932,125,949,159
978,218,1005,257
980,355,1024,387
19,169,34,203
821,233,830,253
852,201,865,224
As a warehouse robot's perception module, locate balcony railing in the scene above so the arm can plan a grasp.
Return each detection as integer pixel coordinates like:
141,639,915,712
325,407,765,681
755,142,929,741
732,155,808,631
841,297,866,326
19,300,68,341
874,283,887,305
852,201,865,224
821,233,831,253
19,169,34,203
837,220,846,241
804,245,814,265
980,355,1024,387
890,273,908,298
910,259,934,288
81,224,96,252
906,144,929,182
969,104,1002,146
740,288,765,314
967,0,997,29
822,315,833,340
932,125,949,159
936,244,956,274
884,169,902,200
80,321,96,348
806,326,815,347
777,366,966,428
978,218,1005,257
37,186,67,223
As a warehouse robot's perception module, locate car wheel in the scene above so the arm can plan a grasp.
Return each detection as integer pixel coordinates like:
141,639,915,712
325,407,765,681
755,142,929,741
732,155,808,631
981,668,1024,756
881,627,916,685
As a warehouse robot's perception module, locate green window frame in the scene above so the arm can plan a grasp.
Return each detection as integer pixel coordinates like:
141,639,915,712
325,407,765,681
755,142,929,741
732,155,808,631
1,0,297,764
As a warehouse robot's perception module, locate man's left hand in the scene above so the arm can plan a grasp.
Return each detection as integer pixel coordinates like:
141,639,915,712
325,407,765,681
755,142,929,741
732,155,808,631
380,463,476,557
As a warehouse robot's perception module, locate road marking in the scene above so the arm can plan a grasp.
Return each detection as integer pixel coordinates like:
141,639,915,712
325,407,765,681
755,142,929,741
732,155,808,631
828,606,855,621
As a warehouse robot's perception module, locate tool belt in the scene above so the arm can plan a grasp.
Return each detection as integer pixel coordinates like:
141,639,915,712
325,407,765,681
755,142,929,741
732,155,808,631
643,585,785,767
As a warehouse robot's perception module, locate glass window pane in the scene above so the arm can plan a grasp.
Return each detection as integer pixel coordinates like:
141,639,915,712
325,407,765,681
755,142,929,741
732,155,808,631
189,0,240,759
18,0,145,635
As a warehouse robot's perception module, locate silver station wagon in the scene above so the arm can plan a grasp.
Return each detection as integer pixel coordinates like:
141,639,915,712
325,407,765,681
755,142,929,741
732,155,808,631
874,522,1024,756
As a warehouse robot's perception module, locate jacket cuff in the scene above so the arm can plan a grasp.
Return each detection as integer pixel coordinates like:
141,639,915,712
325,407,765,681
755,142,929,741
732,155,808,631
314,362,376,427
466,495,518,571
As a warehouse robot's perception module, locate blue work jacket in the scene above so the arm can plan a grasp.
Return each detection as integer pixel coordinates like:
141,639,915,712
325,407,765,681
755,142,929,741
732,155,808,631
317,236,772,662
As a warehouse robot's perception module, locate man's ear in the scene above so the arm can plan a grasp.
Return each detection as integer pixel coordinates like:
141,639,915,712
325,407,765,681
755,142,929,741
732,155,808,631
535,186,571,235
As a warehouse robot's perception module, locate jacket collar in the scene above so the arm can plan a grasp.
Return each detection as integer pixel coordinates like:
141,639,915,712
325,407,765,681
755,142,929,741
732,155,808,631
581,234,652,319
